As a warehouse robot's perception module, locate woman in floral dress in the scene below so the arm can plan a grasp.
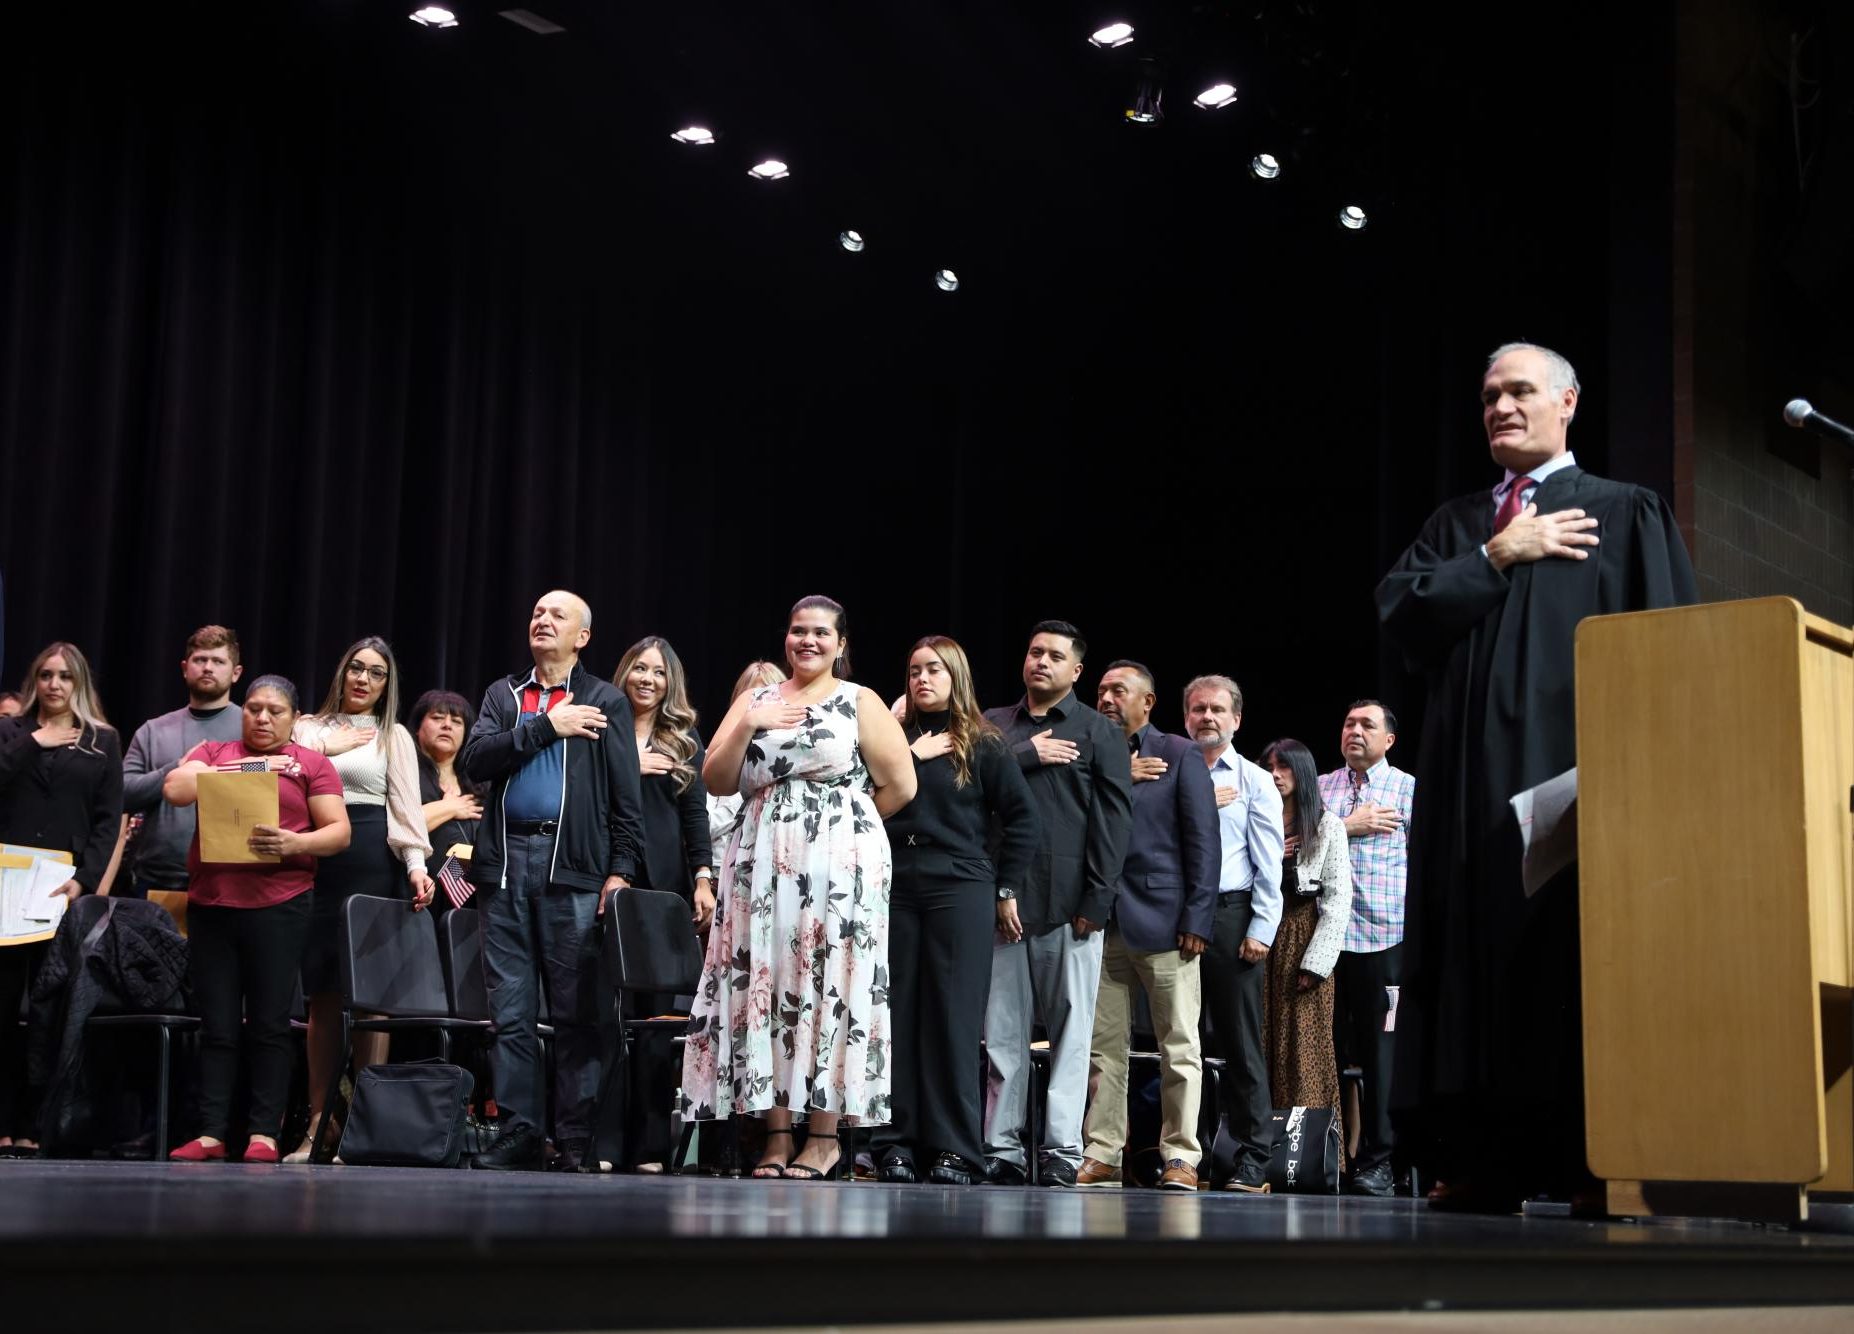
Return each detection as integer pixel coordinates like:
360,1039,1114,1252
681,595,916,1180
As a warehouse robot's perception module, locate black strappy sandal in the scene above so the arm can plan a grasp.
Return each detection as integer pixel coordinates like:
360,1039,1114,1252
751,1128,795,1179
784,1130,843,1182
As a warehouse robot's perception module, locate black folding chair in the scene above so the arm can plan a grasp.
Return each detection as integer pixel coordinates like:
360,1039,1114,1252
590,887,701,1172
85,1011,199,1158
308,895,490,1163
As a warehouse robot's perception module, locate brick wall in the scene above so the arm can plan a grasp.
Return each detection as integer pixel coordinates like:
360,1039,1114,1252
1675,0,1854,626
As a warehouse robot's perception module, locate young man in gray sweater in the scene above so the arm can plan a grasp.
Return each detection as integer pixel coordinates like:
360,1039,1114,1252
120,625,245,899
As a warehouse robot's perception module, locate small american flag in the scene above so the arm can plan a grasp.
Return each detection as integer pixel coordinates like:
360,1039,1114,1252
438,856,474,910
238,759,270,772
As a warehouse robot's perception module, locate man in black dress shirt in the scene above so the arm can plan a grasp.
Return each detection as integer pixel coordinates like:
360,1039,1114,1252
980,621,1134,1186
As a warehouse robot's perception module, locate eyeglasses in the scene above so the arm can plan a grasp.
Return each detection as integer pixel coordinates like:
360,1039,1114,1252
345,662,389,683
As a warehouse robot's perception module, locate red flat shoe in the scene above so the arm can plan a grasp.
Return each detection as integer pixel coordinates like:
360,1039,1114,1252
169,1138,226,1162
243,1140,280,1163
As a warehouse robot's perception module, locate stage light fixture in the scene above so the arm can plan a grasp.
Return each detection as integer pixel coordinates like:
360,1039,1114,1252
1250,153,1281,180
409,6,458,27
1194,83,1238,110
934,269,960,292
839,230,866,253
748,160,791,181
1339,204,1368,230
1089,23,1134,48
670,127,716,146
1125,57,1164,124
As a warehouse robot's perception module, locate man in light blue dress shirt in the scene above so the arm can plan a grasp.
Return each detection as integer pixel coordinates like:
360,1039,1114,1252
1185,673,1285,1191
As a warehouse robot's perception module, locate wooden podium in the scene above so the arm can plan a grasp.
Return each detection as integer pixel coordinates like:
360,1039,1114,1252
1576,597,1853,1222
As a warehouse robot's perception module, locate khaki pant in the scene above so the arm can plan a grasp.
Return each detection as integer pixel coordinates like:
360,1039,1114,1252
1083,927,1203,1168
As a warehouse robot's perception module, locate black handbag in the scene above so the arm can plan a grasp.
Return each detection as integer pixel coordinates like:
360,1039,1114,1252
1264,1105,1342,1193
336,1059,475,1167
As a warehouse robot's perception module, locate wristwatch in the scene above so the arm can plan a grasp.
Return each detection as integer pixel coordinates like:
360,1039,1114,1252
996,887,1016,901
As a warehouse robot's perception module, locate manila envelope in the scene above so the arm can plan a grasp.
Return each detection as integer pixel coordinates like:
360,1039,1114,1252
198,770,282,864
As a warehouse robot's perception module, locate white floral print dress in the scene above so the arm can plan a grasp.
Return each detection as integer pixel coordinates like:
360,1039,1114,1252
680,681,892,1122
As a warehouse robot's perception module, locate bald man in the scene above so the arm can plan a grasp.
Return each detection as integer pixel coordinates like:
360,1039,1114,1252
461,590,646,1171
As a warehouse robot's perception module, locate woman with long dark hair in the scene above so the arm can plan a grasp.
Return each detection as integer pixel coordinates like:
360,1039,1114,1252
681,596,916,1180
1258,738,1352,1125
285,636,432,1161
163,675,350,1161
610,635,713,1171
873,635,1039,1185
410,689,487,915
0,643,122,1152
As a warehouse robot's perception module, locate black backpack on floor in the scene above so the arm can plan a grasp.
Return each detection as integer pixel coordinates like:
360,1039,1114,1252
336,1059,475,1167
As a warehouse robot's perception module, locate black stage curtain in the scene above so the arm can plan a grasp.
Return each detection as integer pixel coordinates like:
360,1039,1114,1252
1,4,1662,751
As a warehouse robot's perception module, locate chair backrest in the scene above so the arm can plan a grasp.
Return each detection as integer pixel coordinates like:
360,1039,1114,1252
340,894,451,1017
442,908,491,1022
602,888,703,997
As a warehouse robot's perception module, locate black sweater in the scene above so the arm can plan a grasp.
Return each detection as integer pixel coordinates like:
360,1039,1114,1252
0,717,123,892
884,712,1040,889
637,736,713,900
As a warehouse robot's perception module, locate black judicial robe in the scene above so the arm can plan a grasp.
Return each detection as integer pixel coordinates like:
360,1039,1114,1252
1375,465,1697,1183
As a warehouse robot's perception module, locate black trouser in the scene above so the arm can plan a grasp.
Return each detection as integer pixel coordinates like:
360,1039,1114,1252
872,869,995,1170
189,893,314,1142
1200,890,1271,1183
622,990,678,1166
1335,944,1401,1173
0,943,46,1139
480,832,603,1144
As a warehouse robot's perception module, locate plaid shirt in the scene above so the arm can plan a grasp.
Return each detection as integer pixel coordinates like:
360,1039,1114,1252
1317,759,1414,953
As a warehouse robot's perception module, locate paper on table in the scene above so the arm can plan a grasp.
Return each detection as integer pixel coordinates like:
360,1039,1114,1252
1510,766,1578,899
198,769,282,864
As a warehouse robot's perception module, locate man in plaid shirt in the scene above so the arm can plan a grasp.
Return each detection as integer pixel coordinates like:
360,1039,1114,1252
1317,699,1413,1197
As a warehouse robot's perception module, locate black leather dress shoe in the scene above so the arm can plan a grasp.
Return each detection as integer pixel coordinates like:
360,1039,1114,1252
1037,1158,1077,1188
983,1155,1028,1186
548,1138,592,1173
471,1122,545,1171
1347,1161,1395,1197
928,1152,981,1186
877,1149,918,1184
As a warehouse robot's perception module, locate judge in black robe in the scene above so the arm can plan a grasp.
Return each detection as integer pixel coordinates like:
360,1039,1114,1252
1376,343,1698,1206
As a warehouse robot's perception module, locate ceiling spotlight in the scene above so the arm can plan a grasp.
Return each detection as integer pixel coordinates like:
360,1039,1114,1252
409,6,459,27
1194,83,1238,110
670,127,716,146
839,230,866,253
1250,153,1281,180
1338,204,1368,231
1125,57,1164,125
748,160,790,181
934,269,960,292
1089,23,1134,48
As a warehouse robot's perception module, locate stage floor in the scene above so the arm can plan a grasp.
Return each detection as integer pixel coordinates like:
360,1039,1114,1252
4,1161,1852,1332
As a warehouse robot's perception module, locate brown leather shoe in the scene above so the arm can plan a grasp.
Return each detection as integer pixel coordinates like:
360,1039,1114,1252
1158,1159,1199,1192
1075,1156,1122,1189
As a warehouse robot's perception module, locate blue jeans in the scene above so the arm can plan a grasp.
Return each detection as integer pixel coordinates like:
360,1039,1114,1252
479,833,604,1142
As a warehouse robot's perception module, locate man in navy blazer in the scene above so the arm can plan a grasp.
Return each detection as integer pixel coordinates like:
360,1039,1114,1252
1078,660,1221,1191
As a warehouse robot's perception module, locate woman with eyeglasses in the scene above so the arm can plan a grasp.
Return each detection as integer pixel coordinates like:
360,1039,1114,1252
285,636,432,1161
0,642,123,1154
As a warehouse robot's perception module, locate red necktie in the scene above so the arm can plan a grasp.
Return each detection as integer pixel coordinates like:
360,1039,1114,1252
1494,475,1536,533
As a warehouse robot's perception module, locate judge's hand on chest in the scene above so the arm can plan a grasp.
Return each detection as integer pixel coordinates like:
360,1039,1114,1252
1485,504,1599,571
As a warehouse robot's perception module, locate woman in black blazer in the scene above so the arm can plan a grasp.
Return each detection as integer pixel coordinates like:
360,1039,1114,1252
611,635,713,1171
0,642,123,1152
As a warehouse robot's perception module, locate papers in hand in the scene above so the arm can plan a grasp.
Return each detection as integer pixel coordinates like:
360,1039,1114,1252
198,769,282,864
1,845,77,942
1510,767,1578,899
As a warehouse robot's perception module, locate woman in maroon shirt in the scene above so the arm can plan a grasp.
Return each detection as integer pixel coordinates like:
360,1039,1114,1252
162,675,349,1162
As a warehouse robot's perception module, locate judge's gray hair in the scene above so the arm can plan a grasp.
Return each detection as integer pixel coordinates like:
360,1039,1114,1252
1487,342,1581,408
